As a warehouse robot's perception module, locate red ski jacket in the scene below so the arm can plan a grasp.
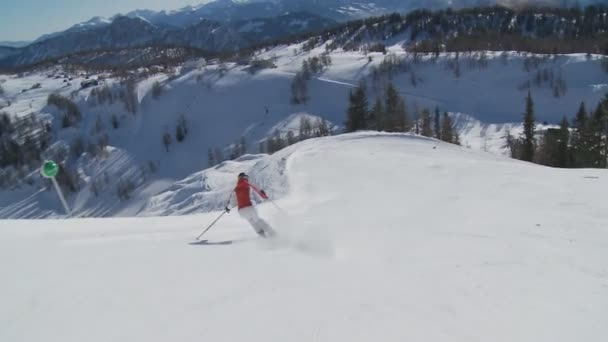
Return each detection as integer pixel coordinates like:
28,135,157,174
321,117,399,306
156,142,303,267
232,178,267,209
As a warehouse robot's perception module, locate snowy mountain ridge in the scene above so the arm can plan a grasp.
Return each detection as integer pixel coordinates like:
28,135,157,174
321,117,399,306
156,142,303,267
120,0,608,27
66,1,608,26
4,4,608,71
0,13,337,69
33,17,113,44
0,41,31,48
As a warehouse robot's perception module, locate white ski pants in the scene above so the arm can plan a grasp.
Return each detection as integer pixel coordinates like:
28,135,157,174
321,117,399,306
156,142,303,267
238,206,275,237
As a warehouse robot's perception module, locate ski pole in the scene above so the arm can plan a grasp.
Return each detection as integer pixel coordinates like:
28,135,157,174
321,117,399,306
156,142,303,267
196,210,228,240
266,198,285,214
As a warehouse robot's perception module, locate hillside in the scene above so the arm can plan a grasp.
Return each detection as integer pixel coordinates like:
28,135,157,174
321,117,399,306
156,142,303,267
0,13,337,69
0,38,606,218
3,4,608,70
1,133,607,342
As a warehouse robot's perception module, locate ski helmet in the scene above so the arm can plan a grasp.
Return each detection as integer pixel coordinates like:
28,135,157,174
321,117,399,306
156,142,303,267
238,172,248,179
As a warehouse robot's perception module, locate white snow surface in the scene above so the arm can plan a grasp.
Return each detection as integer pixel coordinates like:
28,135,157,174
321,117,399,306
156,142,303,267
1,133,607,342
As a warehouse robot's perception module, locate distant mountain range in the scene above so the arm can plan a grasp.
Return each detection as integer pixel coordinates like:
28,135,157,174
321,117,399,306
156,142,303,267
0,12,337,68
0,41,31,48
123,0,608,26
0,0,605,69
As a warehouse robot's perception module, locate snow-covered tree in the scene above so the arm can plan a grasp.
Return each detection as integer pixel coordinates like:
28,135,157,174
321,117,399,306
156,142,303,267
299,117,313,140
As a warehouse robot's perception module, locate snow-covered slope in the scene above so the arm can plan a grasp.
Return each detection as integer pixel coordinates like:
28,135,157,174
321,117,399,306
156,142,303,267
139,152,289,217
1,133,607,342
451,112,558,154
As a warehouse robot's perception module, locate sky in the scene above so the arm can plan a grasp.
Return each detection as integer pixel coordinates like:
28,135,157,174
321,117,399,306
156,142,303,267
0,0,210,42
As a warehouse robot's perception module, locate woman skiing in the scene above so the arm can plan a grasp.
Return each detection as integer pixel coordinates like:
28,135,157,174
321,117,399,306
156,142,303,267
225,172,275,238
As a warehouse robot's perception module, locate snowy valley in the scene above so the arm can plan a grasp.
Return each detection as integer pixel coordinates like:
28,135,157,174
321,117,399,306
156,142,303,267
1,42,607,218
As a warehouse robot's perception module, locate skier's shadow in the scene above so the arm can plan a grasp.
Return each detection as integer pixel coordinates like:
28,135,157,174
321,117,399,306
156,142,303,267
189,240,234,246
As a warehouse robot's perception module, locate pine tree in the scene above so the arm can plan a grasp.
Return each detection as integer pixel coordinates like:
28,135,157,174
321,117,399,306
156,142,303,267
589,103,607,167
290,72,309,104
414,108,420,135
152,81,162,99
505,129,521,159
384,83,399,132
269,130,285,153
240,136,247,156
162,132,172,152
214,147,224,164
111,114,119,129
556,116,571,168
316,118,330,137
453,129,460,145
208,148,215,167
521,91,536,162
441,112,451,143
302,60,311,80
286,131,297,145
395,99,410,132
434,107,441,139
364,97,375,130
571,102,592,167
0,112,12,137
124,78,138,114
384,83,400,132
441,112,457,144
230,142,240,160
371,98,384,131
421,109,433,137
538,128,562,167
299,117,313,140
178,115,188,137
62,114,71,128
95,115,104,134
175,125,185,142
602,94,608,164
345,86,369,132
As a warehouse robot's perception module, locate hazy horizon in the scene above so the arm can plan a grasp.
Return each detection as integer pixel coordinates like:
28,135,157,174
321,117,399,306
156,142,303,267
1,0,605,43
0,0,211,42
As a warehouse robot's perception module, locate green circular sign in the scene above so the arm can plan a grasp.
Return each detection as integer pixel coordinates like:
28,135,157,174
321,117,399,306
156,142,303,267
41,160,59,178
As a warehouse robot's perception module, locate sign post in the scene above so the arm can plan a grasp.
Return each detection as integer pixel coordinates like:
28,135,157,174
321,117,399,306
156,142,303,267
41,160,71,216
